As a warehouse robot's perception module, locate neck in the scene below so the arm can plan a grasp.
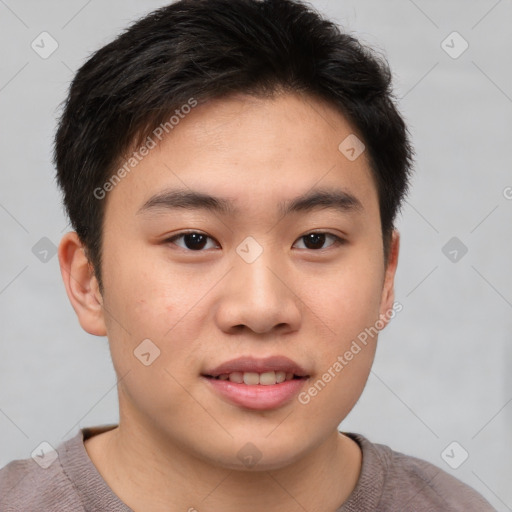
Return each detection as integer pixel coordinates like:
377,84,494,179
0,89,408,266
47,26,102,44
85,419,361,512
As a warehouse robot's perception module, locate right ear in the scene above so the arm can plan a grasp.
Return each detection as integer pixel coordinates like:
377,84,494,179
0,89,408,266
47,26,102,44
58,231,107,336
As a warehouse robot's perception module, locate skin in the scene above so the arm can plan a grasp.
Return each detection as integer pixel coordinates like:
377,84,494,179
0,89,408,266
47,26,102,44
58,91,399,512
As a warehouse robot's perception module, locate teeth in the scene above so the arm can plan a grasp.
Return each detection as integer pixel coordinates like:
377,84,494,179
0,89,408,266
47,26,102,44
214,371,295,385
259,372,277,385
243,372,260,385
276,371,286,384
229,372,244,383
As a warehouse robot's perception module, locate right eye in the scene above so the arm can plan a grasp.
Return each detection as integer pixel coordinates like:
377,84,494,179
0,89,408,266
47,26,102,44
164,231,220,251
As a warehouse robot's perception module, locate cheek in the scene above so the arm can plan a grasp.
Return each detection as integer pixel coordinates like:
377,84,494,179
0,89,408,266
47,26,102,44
102,271,203,420
100,250,209,378
316,256,384,342
102,247,189,332
298,264,383,428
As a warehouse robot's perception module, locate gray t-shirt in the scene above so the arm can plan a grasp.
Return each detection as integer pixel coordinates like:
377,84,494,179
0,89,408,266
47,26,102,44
0,424,496,511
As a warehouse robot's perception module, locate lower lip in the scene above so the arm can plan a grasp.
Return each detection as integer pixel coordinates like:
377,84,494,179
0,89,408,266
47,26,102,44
203,376,308,410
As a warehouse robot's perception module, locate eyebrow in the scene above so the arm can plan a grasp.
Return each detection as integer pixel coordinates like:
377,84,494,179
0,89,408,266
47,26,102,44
137,187,363,217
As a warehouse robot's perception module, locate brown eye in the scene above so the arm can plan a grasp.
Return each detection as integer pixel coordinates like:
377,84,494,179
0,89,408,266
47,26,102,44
165,231,344,252
166,232,218,251
294,232,344,250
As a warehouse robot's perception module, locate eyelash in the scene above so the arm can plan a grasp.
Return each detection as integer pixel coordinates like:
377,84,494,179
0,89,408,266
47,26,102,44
164,230,346,252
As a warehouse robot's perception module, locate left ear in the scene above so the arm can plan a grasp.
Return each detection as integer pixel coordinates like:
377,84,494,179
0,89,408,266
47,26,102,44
378,229,400,327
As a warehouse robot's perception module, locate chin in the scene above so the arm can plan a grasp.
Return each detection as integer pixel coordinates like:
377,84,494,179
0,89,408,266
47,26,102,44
198,434,310,472
213,452,303,473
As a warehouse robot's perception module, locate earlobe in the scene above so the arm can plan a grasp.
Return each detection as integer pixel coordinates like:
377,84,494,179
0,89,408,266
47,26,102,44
58,231,107,336
378,230,400,328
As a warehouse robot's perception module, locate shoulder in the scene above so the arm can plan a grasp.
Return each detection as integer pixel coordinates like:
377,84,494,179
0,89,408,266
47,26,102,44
0,433,85,512
344,432,496,512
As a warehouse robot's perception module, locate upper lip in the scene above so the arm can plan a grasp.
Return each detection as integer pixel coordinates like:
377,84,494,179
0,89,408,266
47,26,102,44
203,355,309,378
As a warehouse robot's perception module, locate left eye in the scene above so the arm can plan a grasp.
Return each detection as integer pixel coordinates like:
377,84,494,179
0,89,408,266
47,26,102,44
165,231,344,251
293,232,344,250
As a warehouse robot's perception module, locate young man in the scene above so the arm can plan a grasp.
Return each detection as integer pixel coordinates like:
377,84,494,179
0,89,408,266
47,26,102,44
0,0,496,510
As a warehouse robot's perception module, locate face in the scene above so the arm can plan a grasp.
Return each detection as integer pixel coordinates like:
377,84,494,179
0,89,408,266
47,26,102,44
71,92,398,469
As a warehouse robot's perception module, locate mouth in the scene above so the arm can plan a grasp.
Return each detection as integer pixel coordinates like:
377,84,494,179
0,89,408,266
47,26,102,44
201,355,310,410
203,371,306,385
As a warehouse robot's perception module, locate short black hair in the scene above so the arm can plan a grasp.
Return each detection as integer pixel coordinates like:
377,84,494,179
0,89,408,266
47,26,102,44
54,0,414,292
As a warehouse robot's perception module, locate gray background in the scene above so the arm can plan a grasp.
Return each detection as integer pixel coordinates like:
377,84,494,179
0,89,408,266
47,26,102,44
1,0,511,509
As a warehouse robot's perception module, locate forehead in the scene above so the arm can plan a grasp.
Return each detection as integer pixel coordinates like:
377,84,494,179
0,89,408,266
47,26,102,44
104,92,378,221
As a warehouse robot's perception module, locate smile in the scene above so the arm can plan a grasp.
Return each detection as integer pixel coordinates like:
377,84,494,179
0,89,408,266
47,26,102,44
208,371,302,385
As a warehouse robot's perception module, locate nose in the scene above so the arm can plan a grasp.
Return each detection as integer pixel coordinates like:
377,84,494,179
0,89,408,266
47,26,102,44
213,244,302,335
